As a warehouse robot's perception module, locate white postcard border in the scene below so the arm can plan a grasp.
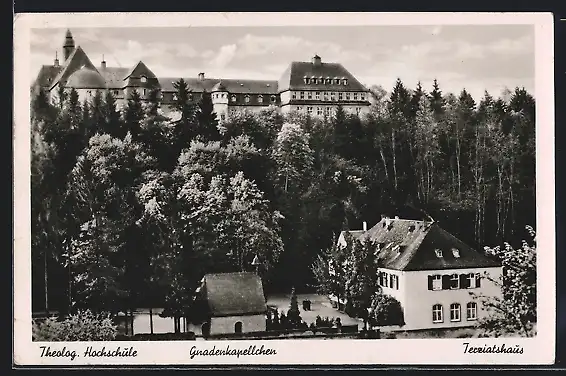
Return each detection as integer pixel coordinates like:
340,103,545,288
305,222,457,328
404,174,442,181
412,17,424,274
13,12,555,366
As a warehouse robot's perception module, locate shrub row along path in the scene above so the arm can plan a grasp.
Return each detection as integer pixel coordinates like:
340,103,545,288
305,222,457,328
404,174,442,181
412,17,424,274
128,294,363,335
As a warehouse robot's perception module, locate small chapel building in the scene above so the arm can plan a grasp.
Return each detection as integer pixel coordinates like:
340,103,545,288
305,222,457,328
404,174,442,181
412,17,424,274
196,272,267,337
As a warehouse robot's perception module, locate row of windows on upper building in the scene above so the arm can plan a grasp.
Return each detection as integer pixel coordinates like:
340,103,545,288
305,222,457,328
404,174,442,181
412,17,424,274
292,91,367,101
432,302,478,323
303,77,349,86
296,106,364,116
427,273,482,291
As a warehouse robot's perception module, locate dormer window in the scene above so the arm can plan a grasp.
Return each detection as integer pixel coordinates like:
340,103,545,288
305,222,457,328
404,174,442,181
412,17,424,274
334,78,340,85
258,95,263,103
342,79,348,85
141,76,147,83
312,78,318,84
173,93,178,101
231,95,237,102
325,78,331,85
244,95,250,103
434,249,443,258
304,77,310,84
452,248,460,258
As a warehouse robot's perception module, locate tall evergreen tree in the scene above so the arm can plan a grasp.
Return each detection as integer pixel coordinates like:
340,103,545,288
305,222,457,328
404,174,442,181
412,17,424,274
429,78,445,119
123,90,144,140
196,91,221,142
102,91,122,137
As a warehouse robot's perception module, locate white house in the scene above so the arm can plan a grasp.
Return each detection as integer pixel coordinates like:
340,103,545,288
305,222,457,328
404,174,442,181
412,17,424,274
197,272,267,336
335,217,502,331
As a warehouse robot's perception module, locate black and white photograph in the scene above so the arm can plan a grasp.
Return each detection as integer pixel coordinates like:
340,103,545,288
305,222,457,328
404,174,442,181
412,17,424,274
14,12,555,365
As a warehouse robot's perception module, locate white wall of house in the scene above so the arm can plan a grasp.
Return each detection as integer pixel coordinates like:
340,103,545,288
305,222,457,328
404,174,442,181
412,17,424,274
210,314,266,335
396,266,502,331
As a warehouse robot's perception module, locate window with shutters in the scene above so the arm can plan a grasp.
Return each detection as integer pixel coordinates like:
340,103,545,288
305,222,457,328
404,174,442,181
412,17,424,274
432,274,442,290
450,274,460,289
307,107,313,114
467,273,476,288
346,92,351,100
339,92,343,101
316,107,322,116
316,92,321,100
292,91,297,99
308,91,313,100
361,92,366,101
300,91,305,99
354,92,358,100
325,107,331,116
466,302,478,320
324,92,329,101
383,272,389,287
432,304,443,323
450,303,461,322
331,92,336,101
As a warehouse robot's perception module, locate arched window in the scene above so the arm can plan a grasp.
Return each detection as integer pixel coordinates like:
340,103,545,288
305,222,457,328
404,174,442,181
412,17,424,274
432,304,443,323
466,302,478,321
450,303,461,322
234,321,243,334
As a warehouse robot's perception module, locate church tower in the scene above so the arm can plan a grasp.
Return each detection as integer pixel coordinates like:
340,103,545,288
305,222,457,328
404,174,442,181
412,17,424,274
63,29,76,61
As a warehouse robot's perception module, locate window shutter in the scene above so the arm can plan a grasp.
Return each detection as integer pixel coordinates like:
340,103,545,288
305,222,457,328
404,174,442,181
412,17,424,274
428,275,433,290
476,274,482,288
442,275,450,290
460,274,468,289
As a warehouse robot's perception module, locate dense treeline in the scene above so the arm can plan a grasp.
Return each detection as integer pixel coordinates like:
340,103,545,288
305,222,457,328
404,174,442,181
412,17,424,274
31,78,535,328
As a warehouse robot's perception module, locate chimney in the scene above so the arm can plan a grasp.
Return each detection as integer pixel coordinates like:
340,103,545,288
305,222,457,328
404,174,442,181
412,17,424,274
394,216,399,220
363,221,367,231
312,54,322,67
54,51,59,67
101,54,106,69
198,72,205,81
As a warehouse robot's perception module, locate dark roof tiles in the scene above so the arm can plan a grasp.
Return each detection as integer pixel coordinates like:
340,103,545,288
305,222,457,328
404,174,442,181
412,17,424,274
278,61,369,92
203,272,267,317
345,218,501,271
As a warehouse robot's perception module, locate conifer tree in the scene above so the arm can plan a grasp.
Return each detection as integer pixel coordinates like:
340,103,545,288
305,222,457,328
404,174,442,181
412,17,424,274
196,91,221,142
287,286,302,327
123,90,144,140
429,78,445,119
102,91,121,137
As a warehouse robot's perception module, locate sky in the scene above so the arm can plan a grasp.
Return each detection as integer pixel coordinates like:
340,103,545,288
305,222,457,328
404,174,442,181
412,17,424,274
29,25,535,102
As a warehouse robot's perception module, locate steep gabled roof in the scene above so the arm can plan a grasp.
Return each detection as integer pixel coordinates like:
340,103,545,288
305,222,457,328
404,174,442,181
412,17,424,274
278,61,368,93
49,46,99,90
202,272,267,317
33,65,63,88
123,60,158,80
344,218,501,271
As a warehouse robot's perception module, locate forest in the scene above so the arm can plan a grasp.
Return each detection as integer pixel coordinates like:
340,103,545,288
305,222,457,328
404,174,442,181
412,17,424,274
30,77,536,324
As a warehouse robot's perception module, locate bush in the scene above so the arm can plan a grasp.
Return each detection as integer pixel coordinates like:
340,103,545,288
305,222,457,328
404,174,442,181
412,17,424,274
32,309,117,341
369,293,405,327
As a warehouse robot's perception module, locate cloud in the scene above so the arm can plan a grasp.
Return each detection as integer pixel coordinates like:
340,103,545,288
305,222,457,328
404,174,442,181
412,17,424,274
209,44,237,69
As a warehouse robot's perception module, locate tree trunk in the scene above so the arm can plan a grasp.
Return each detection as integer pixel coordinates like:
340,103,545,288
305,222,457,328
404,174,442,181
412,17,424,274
391,130,398,190
44,250,49,314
